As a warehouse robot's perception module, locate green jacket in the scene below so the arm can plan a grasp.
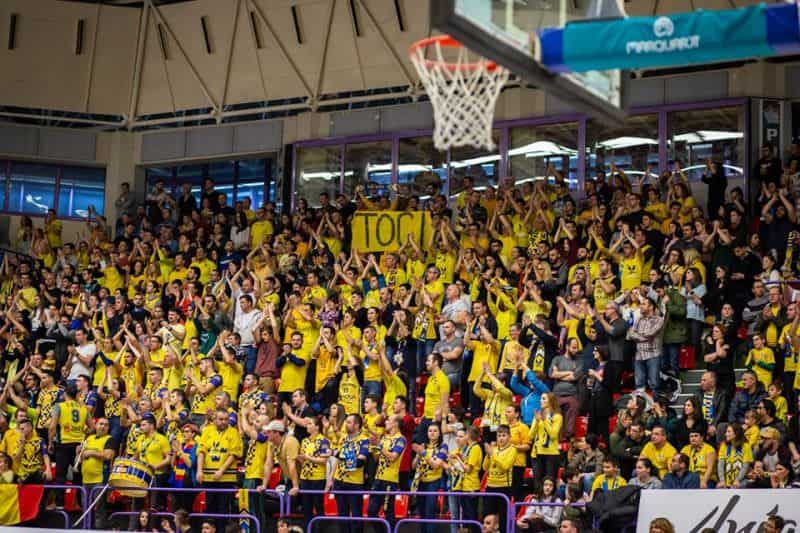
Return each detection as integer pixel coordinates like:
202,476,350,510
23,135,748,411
662,287,688,345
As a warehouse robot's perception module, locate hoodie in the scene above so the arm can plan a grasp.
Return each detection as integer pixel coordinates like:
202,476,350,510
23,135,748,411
510,369,550,426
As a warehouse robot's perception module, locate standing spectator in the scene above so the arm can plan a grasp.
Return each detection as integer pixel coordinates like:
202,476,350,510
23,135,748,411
627,296,664,393
197,409,243,530
701,160,728,219
754,143,783,187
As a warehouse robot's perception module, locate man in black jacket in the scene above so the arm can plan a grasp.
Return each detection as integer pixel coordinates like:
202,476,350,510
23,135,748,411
692,371,729,443
593,302,629,393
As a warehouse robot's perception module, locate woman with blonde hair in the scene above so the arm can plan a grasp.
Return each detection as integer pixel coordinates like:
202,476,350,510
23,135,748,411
530,392,563,482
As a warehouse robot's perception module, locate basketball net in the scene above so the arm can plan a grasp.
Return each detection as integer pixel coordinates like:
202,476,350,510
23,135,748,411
410,36,509,152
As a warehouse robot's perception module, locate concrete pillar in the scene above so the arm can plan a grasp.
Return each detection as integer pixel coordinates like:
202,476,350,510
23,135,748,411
103,131,144,228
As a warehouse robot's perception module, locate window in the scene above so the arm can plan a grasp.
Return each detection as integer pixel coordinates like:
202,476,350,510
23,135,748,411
9,163,57,215
58,166,105,218
145,158,272,210
237,159,268,209
343,141,392,198
509,122,580,188
397,136,447,199
586,114,659,182
668,106,745,182
295,146,342,207
449,131,501,199
209,161,236,207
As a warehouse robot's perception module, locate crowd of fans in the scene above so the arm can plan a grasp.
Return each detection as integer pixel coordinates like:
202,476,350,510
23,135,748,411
0,141,799,533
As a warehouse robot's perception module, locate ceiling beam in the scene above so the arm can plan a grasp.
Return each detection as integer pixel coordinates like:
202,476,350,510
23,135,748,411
127,0,150,125
247,0,315,103
220,0,243,113
148,0,221,112
314,0,338,100
354,0,414,86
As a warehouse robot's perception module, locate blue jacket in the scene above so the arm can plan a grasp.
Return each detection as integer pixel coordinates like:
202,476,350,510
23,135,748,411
510,369,550,426
661,471,700,489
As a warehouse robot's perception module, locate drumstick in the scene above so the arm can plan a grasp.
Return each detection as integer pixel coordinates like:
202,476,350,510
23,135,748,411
73,483,109,528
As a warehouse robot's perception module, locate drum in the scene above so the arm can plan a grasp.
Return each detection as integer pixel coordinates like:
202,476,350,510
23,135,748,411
108,457,154,498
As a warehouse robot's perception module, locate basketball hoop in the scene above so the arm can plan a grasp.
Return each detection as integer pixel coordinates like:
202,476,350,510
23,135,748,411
409,35,509,152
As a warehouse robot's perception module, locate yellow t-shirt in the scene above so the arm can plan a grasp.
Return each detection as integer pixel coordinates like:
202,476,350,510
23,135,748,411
424,369,450,419
250,220,274,249
374,432,406,484
510,421,531,467
136,431,171,474
82,434,113,484
640,442,678,478
314,345,338,393
467,340,500,383
619,254,643,292
718,442,753,486
483,445,516,488
244,435,269,480
278,345,312,393
681,442,716,480
198,425,243,483
338,371,361,416
591,473,627,494
218,360,243,403
57,400,88,444
745,347,775,388
299,434,331,481
530,413,562,456
453,443,483,492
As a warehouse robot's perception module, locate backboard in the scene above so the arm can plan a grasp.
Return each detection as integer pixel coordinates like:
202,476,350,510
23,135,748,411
431,0,627,126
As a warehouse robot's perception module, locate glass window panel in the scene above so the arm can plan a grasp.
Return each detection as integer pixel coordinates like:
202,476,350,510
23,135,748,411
295,146,342,208
586,114,660,180
509,123,580,189
668,106,745,182
449,130,501,200
9,163,57,215
58,166,105,218
176,164,206,206
0,162,7,212
397,136,447,200
343,141,393,198
146,166,173,192
237,159,267,209
209,161,236,207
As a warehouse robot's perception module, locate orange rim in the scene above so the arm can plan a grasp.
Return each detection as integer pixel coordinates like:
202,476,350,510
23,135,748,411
409,35,500,72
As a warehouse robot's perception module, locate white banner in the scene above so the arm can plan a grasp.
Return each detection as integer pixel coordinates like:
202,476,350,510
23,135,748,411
637,490,799,533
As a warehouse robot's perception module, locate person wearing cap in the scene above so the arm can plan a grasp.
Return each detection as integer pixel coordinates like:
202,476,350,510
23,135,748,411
755,425,791,474
186,354,223,427
49,384,91,505
197,408,243,529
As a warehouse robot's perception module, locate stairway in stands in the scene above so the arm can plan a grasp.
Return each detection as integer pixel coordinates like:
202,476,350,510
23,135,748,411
671,368,747,414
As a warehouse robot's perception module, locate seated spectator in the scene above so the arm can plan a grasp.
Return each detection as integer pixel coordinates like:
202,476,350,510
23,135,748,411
628,457,662,490
661,453,700,489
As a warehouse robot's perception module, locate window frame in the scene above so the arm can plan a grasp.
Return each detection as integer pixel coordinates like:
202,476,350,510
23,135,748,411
0,160,106,221
292,98,749,210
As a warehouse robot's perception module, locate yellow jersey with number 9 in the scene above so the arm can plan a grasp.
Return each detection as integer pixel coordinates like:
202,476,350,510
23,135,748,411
58,400,88,444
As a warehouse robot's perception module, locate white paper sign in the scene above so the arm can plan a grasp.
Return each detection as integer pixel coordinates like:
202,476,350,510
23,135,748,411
637,489,800,533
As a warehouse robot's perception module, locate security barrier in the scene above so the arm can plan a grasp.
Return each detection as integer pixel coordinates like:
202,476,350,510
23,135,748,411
394,518,483,533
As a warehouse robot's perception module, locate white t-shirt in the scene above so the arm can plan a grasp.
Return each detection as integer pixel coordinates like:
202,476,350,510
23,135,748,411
68,342,97,380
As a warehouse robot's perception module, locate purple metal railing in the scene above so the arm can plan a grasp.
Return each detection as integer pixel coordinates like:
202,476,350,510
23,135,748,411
308,515,392,533
393,518,483,533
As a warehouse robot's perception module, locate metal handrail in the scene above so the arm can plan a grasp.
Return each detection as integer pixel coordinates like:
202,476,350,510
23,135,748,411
394,518,483,533
291,489,514,532
308,515,392,533
110,511,260,533
88,485,281,531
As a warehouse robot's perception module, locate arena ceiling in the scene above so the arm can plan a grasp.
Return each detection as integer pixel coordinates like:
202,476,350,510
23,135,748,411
0,0,791,130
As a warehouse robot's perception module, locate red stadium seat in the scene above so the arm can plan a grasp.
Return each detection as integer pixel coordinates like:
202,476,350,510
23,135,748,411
450,390,461,408
324,493,337,516
394,495,409,518
608,414,618,437
64,486,81,513
679,346,695,370
193,491,206,513
575,415,588,439
524,467,533,480
415,397,425,417
267,467,282,489
362,494,369,516
516,495,535,519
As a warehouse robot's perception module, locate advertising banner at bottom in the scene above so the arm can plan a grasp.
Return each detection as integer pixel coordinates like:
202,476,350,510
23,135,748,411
637,490,798,533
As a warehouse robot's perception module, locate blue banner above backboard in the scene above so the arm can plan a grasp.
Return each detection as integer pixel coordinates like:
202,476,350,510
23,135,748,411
540,3,800,73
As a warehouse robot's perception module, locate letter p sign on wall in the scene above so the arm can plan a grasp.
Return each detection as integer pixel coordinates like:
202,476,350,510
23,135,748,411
351,211,432,252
